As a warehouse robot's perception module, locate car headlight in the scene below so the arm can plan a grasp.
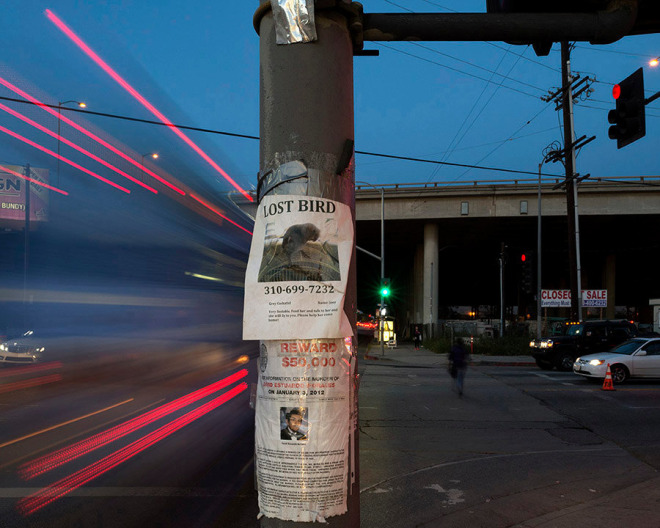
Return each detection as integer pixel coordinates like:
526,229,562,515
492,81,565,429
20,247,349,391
589,359,605,366
0,344,6,351
540,340,553,348
529,340,536,347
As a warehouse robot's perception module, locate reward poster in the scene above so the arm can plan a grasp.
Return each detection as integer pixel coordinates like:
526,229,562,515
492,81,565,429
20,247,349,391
243,195,353,340
255,338,351,522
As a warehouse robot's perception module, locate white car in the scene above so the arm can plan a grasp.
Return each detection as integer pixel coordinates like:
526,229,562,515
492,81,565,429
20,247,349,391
573,337,660,383
0,331,45,366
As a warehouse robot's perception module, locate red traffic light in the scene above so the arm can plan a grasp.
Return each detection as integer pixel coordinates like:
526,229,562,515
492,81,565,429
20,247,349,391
521,254,526,262
612,84,621,100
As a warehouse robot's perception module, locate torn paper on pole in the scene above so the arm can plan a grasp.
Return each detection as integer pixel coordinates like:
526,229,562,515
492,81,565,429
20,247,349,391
255,338,351,521
270,0,317,44
243,194,353,340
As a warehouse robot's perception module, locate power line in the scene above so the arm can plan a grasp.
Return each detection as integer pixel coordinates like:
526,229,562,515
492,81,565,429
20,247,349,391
430,45,529,181
0,94,563,177
456,104,553,179
359,126,561,166
375,42,541,98
403,0,562,73
410,41,546,93
573,44,657,59
354,150,561,177
0,95,260,140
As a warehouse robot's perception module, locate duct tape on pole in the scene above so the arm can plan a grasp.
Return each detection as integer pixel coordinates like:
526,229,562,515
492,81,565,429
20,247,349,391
250,2,359,526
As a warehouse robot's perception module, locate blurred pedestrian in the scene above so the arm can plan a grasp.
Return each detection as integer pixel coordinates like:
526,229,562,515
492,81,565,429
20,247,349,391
448,338,469,396
413,326,422,350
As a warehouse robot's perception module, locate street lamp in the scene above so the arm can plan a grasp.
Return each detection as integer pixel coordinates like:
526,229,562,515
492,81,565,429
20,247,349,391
355,180,385,356
141,152,159,182
57,100,86,185
649,57,659,67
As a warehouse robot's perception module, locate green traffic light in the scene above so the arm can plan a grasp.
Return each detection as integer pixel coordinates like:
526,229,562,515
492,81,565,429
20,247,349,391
380,287,390,297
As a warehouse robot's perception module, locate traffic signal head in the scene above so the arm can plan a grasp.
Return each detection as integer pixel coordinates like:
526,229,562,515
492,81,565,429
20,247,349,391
380,278,391,298
521,251,533,294
608,68,646,149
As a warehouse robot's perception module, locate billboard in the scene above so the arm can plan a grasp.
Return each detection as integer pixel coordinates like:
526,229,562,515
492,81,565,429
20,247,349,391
0,165,50,223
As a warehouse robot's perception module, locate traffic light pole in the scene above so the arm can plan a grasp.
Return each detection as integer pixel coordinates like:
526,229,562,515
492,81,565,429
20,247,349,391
254,3,359,526
561,42,583,322
249,4,655,525
356,181,386,356
379,189,385,357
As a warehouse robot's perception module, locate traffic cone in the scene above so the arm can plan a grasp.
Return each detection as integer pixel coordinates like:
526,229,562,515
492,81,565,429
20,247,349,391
602,364,615,391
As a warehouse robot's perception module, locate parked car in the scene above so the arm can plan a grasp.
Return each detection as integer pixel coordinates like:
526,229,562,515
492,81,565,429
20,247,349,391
530,319,638,371
0,330,45,366
573,337,660,383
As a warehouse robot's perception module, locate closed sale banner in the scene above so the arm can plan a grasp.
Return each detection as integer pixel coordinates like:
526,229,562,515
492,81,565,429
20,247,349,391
541,289,607,308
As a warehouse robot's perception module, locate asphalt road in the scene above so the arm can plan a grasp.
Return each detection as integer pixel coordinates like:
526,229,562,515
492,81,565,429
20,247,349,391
358,357,660,528
4,343,660,527
0,338,258,528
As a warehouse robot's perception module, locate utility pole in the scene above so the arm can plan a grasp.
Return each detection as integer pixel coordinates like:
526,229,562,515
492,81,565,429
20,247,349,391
560,42,583,322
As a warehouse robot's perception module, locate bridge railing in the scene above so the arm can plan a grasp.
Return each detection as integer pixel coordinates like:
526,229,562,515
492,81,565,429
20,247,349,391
355,175,660,193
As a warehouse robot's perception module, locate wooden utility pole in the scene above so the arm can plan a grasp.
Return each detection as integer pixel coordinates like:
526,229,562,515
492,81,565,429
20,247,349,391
560,41,583,321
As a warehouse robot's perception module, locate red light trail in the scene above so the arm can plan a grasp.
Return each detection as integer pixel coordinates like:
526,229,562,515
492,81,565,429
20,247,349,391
17,381,247,516
0,123,131,193
19,369,248,480
0,74,184,195
45,9,253,203
0,361,62,379
0,101,158,194
0,164,68,196
0,374,63,395
190,194,253,235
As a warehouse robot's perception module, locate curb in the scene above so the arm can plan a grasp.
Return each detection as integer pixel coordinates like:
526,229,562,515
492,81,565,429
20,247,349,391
472,360,536,367
363,354,392,361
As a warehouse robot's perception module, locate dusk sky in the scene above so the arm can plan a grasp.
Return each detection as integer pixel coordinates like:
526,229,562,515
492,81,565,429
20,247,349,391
0,1,658,233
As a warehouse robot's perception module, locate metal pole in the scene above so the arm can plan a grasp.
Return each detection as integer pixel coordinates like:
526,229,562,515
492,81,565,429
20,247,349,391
537,163,542,340
356,181,385,355
380,188,385,356
255,3,358,526
23,164,30,328
499,243,505,337
57,105,62,186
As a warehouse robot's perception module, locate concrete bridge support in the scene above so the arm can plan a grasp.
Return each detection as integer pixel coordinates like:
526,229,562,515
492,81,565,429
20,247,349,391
604,254,616,319
423,223,439,337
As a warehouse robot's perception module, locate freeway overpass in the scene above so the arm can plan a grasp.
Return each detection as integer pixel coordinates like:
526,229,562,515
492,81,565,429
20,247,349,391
355,176,660,336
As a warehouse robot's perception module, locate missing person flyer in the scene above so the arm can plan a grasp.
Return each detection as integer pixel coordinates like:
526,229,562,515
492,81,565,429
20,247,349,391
255,338,351,522
243,195,353,340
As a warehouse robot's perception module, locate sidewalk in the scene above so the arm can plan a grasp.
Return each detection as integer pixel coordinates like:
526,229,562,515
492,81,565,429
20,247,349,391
362,339,536,367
